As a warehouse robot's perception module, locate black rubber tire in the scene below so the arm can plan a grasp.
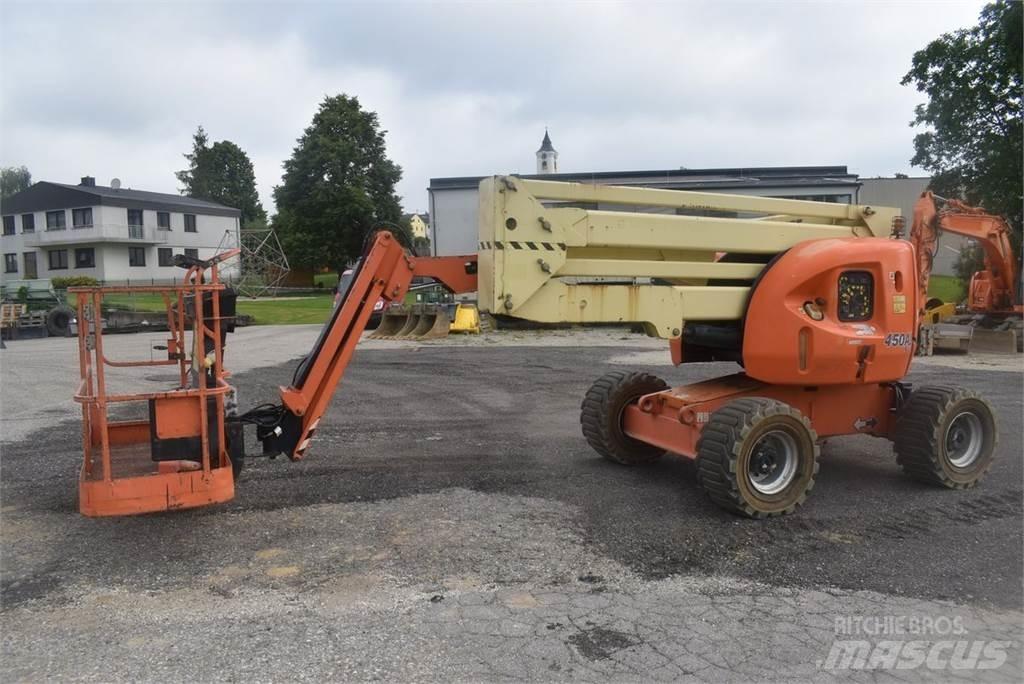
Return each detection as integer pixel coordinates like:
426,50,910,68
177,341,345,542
46,306,74,337
695,398,819,518
893,385,997,488
580,371,669,465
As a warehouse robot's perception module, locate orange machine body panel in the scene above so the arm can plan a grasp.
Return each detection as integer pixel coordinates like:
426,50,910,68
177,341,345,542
153,395,203,439
614,374,897,458
742,237,917,386
623,374,898,460
80,467,234,517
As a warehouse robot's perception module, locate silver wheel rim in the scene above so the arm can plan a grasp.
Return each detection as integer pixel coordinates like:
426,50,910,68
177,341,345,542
747,429,799,495
945,411,984,468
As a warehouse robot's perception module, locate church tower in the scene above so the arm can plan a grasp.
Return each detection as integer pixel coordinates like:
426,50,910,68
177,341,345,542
536,129,558,174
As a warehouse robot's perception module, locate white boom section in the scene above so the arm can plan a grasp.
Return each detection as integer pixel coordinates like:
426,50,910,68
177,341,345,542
477,176,898,338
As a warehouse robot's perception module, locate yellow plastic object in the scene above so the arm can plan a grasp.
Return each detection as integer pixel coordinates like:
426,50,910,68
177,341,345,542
924,300,956,325
450,303,481,334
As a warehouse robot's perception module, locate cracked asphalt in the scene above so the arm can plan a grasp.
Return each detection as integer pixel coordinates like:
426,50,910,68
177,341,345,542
1,328,1022,681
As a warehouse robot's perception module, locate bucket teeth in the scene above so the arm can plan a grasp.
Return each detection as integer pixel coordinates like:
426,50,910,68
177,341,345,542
368,304,452,340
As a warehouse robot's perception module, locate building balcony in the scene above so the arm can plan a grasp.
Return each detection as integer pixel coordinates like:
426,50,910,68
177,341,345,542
22,224,170,247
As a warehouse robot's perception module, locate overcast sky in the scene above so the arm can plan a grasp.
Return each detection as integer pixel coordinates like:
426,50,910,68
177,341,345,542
1,0,987,214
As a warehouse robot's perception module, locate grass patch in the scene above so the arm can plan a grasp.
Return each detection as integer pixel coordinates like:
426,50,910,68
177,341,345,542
237,297,333,325
313,272,338,289
71,292,334,325
927,275,963,303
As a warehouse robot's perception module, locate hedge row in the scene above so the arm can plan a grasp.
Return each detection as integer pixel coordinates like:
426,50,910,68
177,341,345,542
50,276,100,288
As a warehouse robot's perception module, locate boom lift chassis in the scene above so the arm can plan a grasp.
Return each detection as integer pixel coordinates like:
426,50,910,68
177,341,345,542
71,177,999,518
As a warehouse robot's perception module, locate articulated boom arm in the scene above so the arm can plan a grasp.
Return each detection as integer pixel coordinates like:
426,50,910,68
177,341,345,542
477,176,898,338
260,232,477,460
910,191,1020,315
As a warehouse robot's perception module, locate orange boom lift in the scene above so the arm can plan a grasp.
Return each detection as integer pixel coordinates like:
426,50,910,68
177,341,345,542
71,177,999,518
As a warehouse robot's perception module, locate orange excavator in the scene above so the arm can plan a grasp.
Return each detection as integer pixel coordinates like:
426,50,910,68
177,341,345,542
910,191,1022,353
911,190,1021,315
70,177,1000,518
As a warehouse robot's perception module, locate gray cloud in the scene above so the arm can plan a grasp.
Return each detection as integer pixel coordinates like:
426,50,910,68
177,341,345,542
0,0,987,214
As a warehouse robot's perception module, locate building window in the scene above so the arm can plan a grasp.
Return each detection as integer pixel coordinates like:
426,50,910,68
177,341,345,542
184,248,199,259
23,252,37,279
4,253,17,273
72,207,93,228
184,214,197,232
158,247,174,266
2,216,14,236
129,246,146,267
126,209,144,239
46,210,66,231
21,214,35,233
48,249,68,270
157,211,170,230
75,248,95,269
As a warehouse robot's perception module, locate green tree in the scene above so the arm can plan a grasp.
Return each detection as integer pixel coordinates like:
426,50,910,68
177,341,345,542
272,95,404,273
902,0,1023,253
953,243,986,300
1,165,32,200
176,126,267,227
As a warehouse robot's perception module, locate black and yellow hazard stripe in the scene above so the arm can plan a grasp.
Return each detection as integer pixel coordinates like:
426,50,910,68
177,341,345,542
478,241,567,251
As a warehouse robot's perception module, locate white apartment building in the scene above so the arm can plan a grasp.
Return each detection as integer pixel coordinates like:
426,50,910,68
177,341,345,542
1,176,241,285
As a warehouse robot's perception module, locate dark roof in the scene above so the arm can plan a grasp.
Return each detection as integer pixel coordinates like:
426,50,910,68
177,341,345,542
430,165,859,192
1,181,241,218
537,130,555,154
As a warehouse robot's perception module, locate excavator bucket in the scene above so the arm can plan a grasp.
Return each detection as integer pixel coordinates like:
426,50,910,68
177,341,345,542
970,328,1020,354
394,306,426,338
371,304,453,340
397,305,452,340
368,308,410,339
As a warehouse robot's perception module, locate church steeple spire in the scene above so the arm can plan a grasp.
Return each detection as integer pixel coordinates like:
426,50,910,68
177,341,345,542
536,129,558,174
